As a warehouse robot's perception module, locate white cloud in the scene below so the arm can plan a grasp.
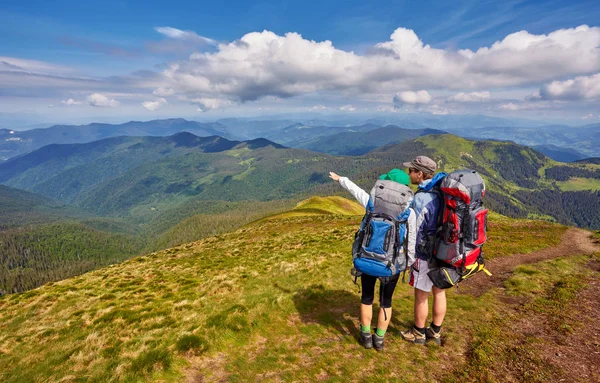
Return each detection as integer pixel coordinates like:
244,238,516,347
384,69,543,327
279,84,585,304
525,91,542,101
498,101,551,111
160,25,600,107
499,102,520,111
87,93,120,107
155,27,217,45
0,56,70,74
3,24,600,119
152,87,175,97
142,97,167,111
308,105,330,111
61,98,82,106
393,90,432,106
191,97,232,112
582,113,594,120
538,73,600,100
447,91,490,102
339,104,356,112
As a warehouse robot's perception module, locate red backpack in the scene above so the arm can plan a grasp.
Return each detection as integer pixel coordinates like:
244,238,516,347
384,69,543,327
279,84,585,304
428,170,492,289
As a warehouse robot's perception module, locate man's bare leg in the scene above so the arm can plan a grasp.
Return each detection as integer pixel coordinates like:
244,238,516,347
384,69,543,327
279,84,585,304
432,286,446,326
414,288,429,328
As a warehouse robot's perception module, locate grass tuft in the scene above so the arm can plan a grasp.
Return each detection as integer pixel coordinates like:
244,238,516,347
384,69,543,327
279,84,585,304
129,348,172,378
175,335,208,353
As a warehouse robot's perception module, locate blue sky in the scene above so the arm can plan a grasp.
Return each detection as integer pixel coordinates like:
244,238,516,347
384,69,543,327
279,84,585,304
1,0,600,125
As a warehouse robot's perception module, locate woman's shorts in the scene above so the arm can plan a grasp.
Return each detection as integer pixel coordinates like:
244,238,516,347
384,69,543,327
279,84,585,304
361,273,399,308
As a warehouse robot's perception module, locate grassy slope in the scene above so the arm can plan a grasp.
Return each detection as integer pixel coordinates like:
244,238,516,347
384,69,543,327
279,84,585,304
0,197,577,383
264,196,365,220
556,177,600,191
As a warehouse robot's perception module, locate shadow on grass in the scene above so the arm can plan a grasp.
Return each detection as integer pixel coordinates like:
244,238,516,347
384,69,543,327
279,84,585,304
291,284,360,340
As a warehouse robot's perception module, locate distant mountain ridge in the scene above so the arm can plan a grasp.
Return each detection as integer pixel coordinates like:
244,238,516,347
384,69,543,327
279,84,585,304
295,126,446,155
532,144,587,162
265,123,383,146
575,157,600,165
0,133,285,208
0,119,231,161
3,116,598,163
449,124,600,158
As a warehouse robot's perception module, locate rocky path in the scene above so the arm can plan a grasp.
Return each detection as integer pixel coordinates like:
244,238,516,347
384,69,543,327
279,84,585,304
459,228,599,296
458,228,600,383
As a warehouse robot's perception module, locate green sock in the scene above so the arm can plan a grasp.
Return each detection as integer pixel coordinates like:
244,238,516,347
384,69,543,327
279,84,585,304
360,324,371,333
376,327,386,337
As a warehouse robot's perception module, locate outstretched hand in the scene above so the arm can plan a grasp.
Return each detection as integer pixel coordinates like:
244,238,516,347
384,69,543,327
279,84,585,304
329,172,341,182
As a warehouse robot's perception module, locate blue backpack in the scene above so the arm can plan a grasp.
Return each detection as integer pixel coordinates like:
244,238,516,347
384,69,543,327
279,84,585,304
351,180,414,279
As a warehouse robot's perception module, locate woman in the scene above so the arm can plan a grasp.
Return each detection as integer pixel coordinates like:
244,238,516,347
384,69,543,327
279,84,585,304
330,169,416,351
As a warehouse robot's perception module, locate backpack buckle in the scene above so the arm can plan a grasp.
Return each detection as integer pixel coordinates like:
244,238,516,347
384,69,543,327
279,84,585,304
350,267,362,278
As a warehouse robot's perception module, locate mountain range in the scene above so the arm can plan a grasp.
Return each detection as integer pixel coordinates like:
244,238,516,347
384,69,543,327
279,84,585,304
295,126,446,155
3,117,598,163
2,131,598,229
0,119,230,161
446,124,600,158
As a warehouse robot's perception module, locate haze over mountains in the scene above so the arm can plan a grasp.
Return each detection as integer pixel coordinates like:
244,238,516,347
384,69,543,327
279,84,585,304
2,116,598,162
447,123,600,159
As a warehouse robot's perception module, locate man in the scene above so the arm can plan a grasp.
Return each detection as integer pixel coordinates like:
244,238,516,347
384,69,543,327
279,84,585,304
400,155,446,345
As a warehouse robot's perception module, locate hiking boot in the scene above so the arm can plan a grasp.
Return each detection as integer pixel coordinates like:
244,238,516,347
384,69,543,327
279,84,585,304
359,332,373,349
372,332,385,352
400,327,426,345
425,327,441,345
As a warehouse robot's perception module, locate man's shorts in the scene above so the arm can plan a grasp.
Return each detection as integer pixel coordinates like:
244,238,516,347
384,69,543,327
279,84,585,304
409,258,434,292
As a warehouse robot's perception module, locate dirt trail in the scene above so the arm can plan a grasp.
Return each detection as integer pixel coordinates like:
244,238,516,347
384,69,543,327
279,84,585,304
454,228,600,383
459,228,600,296
538,276,600,383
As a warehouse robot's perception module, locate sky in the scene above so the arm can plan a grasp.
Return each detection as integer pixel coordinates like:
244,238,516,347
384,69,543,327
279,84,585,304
1,0,600,126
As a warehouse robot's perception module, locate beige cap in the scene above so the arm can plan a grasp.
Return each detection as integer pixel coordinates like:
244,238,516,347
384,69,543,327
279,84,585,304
403,155,437,174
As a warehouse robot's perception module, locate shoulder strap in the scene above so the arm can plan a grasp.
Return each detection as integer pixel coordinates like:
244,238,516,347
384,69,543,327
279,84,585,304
396,208,411,222
366,196,374,213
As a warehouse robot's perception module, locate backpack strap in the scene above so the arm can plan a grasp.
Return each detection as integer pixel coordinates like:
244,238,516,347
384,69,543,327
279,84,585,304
366,197,374,213
414,184,444,260
390,208,411,276
350,267,362,293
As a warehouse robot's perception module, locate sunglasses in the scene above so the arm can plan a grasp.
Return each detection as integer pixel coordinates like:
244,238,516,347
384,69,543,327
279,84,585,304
408,168,419,174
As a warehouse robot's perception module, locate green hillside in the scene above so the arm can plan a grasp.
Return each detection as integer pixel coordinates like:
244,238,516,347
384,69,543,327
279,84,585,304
73,146,343,217
264,196,365,219
293,196,365,215
0,185,90,229
0,185,145,295
2,198,596,382
3,132,599,229
0,222,143,295
0,134,279,204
